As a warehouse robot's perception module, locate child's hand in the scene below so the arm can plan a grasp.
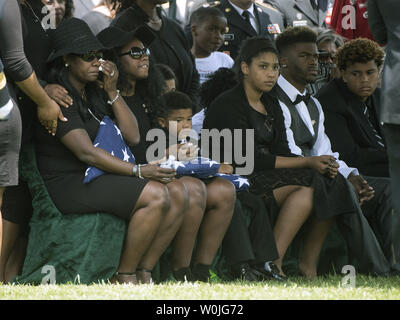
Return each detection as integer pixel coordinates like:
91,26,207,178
168,143,199,161
218,163,233,174
178,142,199,161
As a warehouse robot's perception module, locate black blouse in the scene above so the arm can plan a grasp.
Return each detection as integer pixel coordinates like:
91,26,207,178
123,94,153,165
203,84,295,175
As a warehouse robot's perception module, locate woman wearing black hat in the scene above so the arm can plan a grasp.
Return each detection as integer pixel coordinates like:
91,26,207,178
110,0,200,105
98,25,236,283
35,18,186,285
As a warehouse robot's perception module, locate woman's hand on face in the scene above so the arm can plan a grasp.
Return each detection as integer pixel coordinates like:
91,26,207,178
97,60,119,95
218,163,234,174
308,155,339,179
140,164,177,184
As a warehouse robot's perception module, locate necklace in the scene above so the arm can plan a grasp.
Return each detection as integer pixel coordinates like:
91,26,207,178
25,0,47,31
88,107,101,124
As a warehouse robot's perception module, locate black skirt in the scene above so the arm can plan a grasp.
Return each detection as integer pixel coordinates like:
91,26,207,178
248,168,357,220
44,173,149,221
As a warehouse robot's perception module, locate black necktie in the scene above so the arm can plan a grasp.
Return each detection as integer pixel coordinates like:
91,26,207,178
293,93,311,105
242,11,254,30
363,105,385,148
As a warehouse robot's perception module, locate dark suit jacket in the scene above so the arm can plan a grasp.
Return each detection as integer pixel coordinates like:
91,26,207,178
264,0,333,28
316,78,390,177
368,0,400,125
217,0,283,59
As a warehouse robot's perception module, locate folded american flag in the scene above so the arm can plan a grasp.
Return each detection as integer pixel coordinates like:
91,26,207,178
160,156,250,191
83,116,136,183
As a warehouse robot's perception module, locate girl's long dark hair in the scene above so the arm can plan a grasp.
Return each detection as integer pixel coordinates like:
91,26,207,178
112,50,166,123
234,36,279,82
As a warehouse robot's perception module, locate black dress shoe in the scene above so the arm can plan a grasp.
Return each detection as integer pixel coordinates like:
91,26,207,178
230,263,259,281
251,261,287,282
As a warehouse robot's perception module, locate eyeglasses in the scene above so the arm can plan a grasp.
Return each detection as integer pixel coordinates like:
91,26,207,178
75,51,104,62
119,47,150,60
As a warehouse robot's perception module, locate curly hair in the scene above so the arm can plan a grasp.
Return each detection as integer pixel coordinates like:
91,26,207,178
200,67,237,112
276,26,317,55
335,38,385,70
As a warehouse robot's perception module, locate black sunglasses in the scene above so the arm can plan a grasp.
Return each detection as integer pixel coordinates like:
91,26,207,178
74,51,104,62
119,47,150,60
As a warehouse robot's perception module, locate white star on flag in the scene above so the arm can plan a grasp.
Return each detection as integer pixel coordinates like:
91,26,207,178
234,177,250,188
175,161,186,169
114,125,122,137
122,147,130,162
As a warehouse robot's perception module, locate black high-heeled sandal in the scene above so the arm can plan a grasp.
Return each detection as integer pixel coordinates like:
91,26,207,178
136,268,153,284
110,271,138,285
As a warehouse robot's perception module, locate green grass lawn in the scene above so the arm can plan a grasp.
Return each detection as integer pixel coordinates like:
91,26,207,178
1,275,400,300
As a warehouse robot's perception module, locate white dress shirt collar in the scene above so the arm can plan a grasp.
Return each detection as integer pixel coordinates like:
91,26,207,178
228,1,256,19
277,75,308,103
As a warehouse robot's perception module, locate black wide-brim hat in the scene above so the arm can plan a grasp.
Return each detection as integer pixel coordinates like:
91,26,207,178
47,18,106,62
97,25,156,50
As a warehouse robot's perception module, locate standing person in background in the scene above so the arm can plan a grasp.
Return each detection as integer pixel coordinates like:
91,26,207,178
330,0,374,41
264,0,334,29
0,62,22,284
110,0,200,105
0,0,64,283
214,0,284,60
368,0,400,274
82,0,115,35
43,0,75,28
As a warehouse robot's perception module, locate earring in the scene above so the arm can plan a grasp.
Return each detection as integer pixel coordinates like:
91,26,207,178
65,63,69,68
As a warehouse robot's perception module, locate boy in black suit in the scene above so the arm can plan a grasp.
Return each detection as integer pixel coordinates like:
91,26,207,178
316,38,389,178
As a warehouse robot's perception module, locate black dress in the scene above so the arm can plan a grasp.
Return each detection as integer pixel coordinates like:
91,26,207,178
123,94,154,164
35,78,148,221
203,84,357,220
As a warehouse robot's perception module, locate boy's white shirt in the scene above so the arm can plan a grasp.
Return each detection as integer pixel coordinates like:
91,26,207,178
195,51,234,85
277,75,359,178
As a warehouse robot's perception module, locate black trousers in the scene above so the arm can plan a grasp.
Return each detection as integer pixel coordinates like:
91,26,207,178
221,192,279,266
384,124,400,272
337,175,398,275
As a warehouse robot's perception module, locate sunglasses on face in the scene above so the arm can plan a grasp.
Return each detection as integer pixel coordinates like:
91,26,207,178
75,51,104,62
119,47,150,60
